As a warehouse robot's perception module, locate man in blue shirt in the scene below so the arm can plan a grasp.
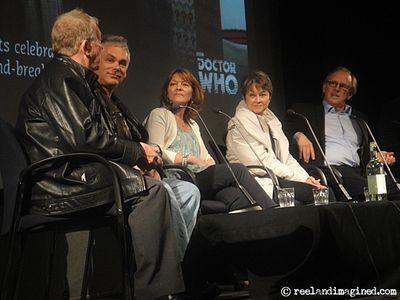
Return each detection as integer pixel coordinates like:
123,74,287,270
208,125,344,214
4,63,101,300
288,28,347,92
286,66,399,201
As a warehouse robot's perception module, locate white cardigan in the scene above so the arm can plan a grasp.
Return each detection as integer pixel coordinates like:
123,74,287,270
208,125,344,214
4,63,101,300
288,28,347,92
144,107,213,164
226,100,309,196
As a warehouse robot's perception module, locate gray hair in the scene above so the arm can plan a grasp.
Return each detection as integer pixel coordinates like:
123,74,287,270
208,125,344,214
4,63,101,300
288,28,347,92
101,35,131,63
324,66,358,95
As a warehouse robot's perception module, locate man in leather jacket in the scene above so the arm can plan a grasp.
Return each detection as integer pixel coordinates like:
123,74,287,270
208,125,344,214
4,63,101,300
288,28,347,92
16,9,185,299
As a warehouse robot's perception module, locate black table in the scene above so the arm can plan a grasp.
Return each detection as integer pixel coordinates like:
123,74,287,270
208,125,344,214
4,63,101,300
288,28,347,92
183,200,400,299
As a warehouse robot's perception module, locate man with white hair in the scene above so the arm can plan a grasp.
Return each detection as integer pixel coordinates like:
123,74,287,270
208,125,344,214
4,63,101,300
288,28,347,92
16,9,185,299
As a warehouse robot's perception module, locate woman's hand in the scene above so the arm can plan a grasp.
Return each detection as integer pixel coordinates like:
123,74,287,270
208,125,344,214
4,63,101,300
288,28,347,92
189,155,215,166
177,153,215,167
306,176,324,188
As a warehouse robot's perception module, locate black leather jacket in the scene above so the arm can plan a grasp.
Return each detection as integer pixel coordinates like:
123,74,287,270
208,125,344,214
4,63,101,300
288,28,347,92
16,55,146,215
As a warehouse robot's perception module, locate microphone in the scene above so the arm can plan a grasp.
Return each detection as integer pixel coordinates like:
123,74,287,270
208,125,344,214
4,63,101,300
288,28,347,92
212,107,281,203
287,109,353,201
178,104,263,213
171,103,181,113
350,114,400,191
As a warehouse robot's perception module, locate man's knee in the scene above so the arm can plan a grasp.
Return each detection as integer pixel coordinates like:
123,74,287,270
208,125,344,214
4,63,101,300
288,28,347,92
147,177,168,193
166,179,201,208
178,181,200,198
139,177,171,207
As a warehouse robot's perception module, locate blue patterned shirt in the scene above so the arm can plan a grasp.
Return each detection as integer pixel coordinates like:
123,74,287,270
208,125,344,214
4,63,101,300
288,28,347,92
323,101,362,167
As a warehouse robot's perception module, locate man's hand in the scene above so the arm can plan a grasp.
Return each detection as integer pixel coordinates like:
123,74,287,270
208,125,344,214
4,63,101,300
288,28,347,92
294,132,315,163
133,165,161,181
143,169,161,181
378,151,396,166
138,142,162,170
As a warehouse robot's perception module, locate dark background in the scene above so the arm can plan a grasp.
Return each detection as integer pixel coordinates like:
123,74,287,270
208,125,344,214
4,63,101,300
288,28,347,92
0,0,250,145
1,0,399,148
249,1,400,130
2,2,400,297
246,1,400,171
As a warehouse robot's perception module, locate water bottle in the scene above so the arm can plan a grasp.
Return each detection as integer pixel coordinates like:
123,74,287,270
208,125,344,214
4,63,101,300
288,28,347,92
366,142,387,201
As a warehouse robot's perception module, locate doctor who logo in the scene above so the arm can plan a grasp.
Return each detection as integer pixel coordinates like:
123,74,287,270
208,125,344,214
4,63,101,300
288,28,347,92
196,52,238,95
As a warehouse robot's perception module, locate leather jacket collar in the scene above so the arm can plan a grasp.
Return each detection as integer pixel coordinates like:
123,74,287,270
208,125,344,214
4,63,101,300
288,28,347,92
54,54,99,87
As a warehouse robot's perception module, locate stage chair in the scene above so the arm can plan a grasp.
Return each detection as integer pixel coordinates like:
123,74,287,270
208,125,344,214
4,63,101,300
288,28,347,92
0,118,143,300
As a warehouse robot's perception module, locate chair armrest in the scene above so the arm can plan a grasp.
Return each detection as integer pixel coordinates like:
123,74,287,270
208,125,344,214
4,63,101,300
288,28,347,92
331,166,344,184
246,165,280,185
246,165,280,204
19,153,129,214
246,165,271,178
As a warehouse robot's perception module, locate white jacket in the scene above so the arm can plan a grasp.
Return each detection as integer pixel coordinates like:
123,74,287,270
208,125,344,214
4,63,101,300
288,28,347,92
144,107,213,164
226,100,309,197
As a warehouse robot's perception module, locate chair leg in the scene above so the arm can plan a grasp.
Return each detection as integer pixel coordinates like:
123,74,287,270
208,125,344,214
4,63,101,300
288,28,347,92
0,232,21,300
1,231,62,300
116,214,134,300
80,230,94,300
43,231,58,300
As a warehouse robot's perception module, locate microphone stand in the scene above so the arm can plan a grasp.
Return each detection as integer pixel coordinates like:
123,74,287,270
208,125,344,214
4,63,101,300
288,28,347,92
178,105,263,213
350,115,400,191
287,109,353,201
213,108,281,204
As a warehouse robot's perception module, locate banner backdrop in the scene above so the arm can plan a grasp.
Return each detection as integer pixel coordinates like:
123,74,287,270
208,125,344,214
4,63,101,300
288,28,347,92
0,0,249,144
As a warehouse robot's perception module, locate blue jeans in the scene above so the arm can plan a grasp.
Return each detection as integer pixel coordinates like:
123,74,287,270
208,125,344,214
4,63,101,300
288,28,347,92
161,178,200,260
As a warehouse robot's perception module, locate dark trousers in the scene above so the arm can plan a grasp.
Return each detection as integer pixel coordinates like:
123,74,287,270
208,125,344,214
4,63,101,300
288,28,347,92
128,177,184,299
317,165,400,202
195,163,276,211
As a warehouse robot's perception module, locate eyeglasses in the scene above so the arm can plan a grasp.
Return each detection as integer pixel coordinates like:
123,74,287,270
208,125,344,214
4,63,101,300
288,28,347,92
325,79,352,93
